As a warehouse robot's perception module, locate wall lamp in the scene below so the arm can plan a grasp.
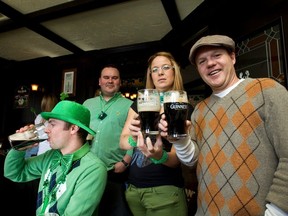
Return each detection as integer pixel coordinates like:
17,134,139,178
122,92,137,100
31,84,39,91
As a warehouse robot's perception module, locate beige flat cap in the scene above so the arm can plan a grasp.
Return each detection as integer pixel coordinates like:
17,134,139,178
189,35,235,64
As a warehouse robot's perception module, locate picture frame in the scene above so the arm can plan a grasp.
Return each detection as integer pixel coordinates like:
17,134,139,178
62,68,77,96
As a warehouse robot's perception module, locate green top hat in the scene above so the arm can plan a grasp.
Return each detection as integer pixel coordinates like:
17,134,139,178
41,100,96,135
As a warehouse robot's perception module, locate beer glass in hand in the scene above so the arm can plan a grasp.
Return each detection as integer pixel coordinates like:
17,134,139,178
8,123,48,150
163,90,189,140
137,89,161,138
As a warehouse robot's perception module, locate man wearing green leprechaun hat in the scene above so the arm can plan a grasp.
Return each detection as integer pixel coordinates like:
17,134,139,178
4,100,107,216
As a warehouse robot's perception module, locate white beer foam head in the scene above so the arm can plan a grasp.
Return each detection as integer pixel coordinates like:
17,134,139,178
9,130,36,141
164,90,188,103
137,89,160,112
138,104,160,112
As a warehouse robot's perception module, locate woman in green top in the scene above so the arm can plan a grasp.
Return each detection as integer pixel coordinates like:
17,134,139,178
4,101,107,216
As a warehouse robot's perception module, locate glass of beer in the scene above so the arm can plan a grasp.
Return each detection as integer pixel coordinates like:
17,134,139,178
8,123,48,150
137,89,161,137
163,90,189,140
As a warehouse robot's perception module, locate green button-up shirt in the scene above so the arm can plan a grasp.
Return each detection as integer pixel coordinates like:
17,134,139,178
83,92,133,170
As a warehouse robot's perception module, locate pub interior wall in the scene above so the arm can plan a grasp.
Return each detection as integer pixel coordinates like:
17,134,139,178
0,0,287,149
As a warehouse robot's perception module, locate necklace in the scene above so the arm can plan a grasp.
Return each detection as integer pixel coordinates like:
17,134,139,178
41,159,79,213
98,92,121,120
40,144,90,214
160,92,164,106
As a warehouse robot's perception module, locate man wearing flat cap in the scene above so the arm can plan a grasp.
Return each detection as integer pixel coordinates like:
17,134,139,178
4,100,107,216
158,35,288,215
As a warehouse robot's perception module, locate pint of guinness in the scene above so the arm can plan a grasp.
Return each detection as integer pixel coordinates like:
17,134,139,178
137,89,161,136
8,123,48,150
163,90,188,139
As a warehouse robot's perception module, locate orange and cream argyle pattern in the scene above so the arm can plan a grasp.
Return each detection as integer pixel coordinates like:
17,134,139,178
192,78,278,215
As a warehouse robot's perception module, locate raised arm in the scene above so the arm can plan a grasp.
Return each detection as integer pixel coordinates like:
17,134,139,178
119,107,140,150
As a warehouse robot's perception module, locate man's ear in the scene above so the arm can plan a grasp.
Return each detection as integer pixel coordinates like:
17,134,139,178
71,125,80,134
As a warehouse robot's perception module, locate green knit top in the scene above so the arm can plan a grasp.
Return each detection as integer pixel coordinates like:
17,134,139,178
4,143,107,216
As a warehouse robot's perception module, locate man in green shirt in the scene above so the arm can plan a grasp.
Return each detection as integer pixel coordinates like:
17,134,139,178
4,100,107,216
83,64,133,216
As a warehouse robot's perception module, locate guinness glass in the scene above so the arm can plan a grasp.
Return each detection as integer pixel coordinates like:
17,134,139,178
163,90,188,140
137,89,161,137
8,123,48,150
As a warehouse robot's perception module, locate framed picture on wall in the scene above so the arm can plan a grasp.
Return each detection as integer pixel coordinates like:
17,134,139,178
62,68,77,96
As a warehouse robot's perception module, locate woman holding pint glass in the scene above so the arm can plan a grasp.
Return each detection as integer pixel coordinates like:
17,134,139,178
120,52,194,216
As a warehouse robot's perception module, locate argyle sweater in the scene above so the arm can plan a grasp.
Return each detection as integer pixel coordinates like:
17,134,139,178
191,78,288,215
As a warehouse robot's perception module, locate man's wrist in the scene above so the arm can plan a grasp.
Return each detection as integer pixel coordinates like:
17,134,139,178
121,159,129,167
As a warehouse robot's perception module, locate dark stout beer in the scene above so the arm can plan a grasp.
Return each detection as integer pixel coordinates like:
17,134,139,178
9,139,47,150
164,102,188,139
137,89,161,138
139,111,160,135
